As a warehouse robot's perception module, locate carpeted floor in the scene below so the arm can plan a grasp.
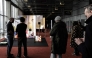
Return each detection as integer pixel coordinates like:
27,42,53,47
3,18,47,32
0,32,82,58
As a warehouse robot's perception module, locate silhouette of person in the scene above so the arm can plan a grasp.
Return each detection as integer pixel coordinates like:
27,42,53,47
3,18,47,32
50,16,68,58
7,18,14,58
75,4,92,58
16,17,28,58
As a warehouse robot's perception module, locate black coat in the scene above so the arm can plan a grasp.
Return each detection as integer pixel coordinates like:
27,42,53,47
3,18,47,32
50,21,68,54
78,16,92,58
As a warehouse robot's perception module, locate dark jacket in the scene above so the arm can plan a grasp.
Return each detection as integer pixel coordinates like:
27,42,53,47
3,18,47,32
50,21,68,54
16,23,27,37
70,25,84,48
7,22,14,35
78,16,92,58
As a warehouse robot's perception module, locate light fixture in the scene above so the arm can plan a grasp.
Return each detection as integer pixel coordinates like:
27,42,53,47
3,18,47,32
30,8,32,11
55,7,58,10
60,2,64,5
52,11,54,13
28,5,31,7
24,0,28,2
60,2,62,5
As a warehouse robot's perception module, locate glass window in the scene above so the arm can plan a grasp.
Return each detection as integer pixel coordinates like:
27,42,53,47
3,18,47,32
0,16,3,33
4,17,8,30
11,5,14,18
3,17,8,37
11,5,18,18
4,0,6,15
15,8,18,18
0,0,3,14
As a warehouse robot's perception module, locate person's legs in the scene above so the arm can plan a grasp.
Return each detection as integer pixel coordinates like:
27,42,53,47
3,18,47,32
74,47,79,56
50,53,56,58
7,35,13,56
17,38,22,57
57,54,62,58
23,37,27,57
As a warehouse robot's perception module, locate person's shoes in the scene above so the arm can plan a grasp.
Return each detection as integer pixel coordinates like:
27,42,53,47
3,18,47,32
72,53,80,56
23,55,28,58
72,52,75,55
7,54,14,58
10,54,14,56
75,54,80,56
16,56,20,58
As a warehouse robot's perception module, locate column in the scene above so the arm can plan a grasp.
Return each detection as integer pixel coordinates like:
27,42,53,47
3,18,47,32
33,15,36,36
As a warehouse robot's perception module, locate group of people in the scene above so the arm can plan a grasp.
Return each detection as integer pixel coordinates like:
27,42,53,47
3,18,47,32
50,4,92,58
7,17,28,58
6,4,92,58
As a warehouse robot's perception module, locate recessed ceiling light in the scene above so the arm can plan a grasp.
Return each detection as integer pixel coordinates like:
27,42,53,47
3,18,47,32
52,11,54,13
24,0,28,2
60,2,64,5
30,8,32,11
55,7,58,10
28,5,31,7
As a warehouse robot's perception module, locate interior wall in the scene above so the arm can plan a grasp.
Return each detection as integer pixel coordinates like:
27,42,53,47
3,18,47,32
63,0,89,33
27,15,33,30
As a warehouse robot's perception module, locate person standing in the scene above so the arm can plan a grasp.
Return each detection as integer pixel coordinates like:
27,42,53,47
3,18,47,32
16,17,27,58
75,4,92,58
70,21,84,56
7,18,14,58
50,16,68,58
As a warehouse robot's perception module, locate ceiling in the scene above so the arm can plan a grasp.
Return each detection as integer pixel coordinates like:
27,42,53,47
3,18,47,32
22,0,73,19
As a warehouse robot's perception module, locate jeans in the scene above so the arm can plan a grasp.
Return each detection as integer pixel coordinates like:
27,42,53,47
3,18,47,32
7,35,14,56
17,37,27,57
50,53,62,58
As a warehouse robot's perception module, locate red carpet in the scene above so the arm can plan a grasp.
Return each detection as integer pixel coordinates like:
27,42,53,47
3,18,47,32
0,32,82,58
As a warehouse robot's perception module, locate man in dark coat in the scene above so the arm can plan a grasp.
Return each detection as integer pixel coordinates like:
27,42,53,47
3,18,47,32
7,18,14,58
16,17,28,58
50,16,68,58
75,4,92,58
